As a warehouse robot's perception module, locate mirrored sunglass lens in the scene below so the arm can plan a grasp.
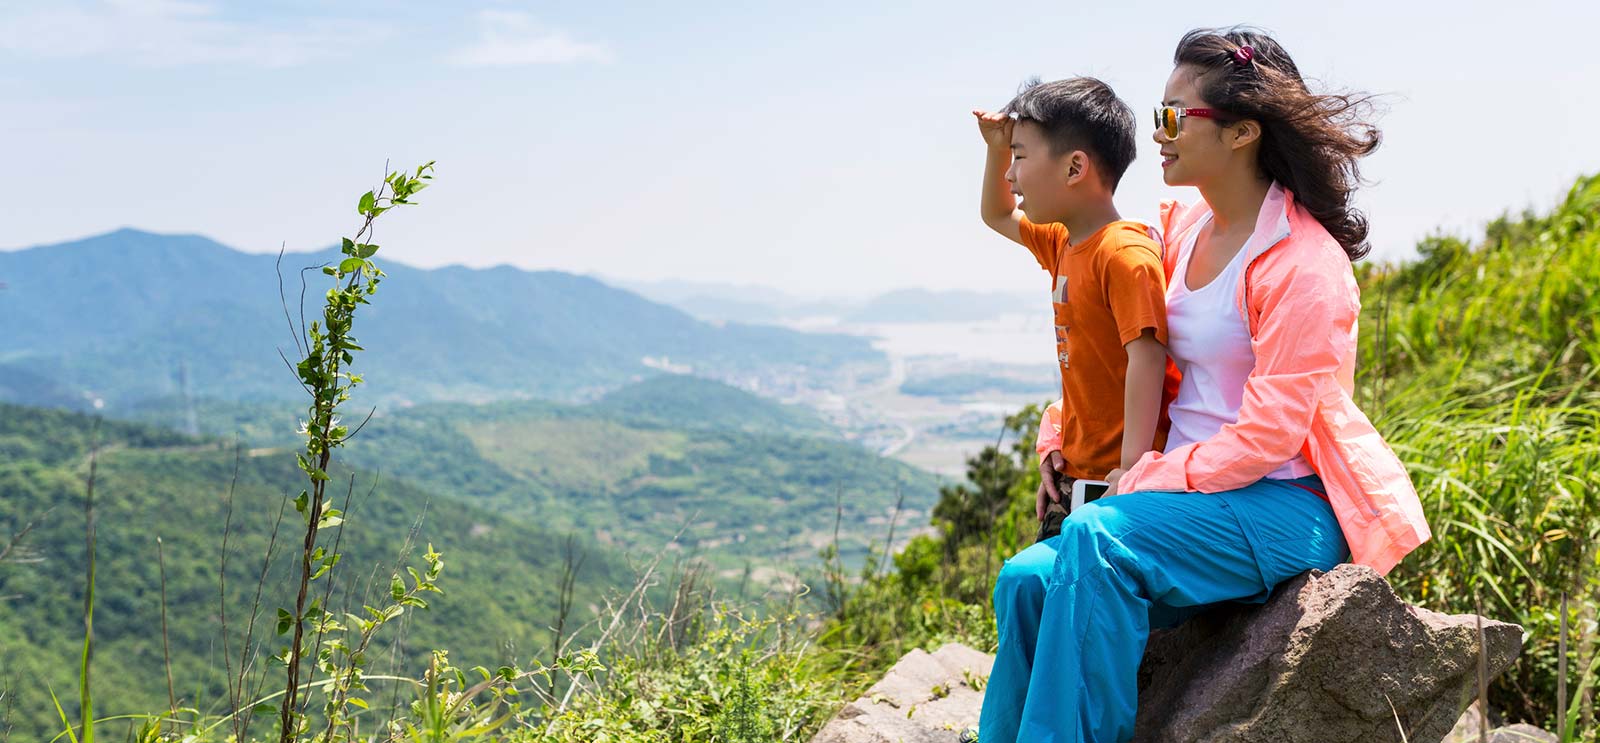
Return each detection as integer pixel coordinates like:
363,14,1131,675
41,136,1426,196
1162,108,1179,137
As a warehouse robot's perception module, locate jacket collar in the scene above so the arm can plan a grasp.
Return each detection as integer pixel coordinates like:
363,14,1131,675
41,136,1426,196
1167,182,1294,260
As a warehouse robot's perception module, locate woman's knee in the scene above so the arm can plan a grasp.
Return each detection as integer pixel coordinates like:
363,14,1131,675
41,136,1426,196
995,540,1056,598
1060,502,1119,544
1052,503,1142,581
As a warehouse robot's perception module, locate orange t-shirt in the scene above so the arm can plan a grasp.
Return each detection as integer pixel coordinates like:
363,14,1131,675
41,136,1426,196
1020,218,1169,480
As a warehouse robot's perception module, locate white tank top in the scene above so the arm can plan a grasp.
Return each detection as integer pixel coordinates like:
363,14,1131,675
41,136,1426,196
1164,215,1314,480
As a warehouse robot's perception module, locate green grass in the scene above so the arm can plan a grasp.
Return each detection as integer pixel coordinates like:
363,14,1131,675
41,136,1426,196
1351,175,1600,733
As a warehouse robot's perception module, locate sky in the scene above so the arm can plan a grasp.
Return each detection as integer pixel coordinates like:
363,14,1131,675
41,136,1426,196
5,0,1599,296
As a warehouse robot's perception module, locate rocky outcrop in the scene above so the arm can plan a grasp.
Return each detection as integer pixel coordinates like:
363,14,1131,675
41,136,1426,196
1442,701,1558,743
809,644,991,743
809,565,1525,743
1132,565,1525,742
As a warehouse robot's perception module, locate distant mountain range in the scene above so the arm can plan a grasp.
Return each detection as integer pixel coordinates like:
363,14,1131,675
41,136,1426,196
0,229,882,411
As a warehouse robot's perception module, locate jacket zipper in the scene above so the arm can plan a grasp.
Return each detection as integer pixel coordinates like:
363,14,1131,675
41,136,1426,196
1238,216,1382,519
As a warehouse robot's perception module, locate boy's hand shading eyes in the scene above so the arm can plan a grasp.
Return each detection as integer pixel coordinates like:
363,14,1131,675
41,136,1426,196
972,109,1014,148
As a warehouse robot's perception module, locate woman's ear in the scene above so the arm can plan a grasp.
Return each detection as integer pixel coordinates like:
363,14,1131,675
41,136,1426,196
1230,119,1263,150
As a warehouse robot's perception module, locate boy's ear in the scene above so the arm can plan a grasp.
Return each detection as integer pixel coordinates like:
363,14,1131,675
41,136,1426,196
1062,150,1090,186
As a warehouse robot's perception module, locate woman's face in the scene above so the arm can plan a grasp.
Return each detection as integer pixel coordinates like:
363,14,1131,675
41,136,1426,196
1154,64,1232,188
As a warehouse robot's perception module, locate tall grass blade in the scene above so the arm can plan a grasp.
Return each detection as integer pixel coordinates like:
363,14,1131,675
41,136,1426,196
78,422,97,743
1560,592,1569,741
47,686,79,743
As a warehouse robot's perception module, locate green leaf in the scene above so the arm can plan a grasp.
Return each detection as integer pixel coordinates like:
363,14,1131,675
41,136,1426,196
338,258,363,274
358,191,375,214
356,243,378,258
391,575,405,601
276,608,294,636
47,685,80,743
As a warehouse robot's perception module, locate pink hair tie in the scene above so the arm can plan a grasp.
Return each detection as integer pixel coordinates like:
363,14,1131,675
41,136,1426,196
1233,45,1256,66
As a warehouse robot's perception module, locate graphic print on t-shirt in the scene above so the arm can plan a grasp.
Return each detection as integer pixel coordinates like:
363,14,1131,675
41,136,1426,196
1053,275,1070,368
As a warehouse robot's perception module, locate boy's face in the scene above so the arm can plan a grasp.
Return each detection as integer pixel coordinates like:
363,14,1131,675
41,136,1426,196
1006,120,1081,225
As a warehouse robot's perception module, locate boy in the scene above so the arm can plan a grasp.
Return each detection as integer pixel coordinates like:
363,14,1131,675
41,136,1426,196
971,77,1168,542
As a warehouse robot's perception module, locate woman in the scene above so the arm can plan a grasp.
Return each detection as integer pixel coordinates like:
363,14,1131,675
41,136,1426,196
973,27,1432,743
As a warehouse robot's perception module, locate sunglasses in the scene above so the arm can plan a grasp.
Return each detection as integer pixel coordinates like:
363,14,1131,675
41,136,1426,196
1153,106,1222,139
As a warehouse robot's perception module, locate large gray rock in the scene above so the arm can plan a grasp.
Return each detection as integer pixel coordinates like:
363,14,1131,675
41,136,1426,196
809,644,992,743
1442,702,1557,743
1481,725,1558,742
1441,700,1497,741
1133,564,1525,743
809,565,1525,743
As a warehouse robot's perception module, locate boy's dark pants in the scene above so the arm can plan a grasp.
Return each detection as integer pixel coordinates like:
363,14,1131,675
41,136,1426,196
1035,474,1076,542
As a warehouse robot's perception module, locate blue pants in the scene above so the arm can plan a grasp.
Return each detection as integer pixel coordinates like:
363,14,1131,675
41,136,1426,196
978,476,1349,743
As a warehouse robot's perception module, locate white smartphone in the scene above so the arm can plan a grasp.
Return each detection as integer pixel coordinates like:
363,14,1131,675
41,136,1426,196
1070,479,1111,511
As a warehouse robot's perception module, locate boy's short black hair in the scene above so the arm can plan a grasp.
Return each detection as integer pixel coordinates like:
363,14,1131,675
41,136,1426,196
1002,77,1137,191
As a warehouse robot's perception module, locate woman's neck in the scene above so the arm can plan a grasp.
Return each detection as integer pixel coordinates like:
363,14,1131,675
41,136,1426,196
1199,171,1272,236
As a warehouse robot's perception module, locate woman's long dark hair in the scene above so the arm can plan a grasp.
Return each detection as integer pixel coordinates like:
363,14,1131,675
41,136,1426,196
1175,27,1380,261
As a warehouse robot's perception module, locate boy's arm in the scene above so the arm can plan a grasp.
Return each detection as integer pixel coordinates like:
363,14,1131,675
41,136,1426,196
973,110,1024,244
1100,243,1170,495
1120,330,1166,471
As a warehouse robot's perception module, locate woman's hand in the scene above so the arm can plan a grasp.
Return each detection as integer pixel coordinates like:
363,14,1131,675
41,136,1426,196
1105,468,1128,497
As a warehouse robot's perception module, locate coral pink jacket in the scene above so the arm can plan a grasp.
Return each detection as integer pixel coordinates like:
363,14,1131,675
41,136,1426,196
1036,184,1430,574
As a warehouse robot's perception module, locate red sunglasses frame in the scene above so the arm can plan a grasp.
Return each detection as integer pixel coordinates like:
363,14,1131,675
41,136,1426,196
1154,106,1222,137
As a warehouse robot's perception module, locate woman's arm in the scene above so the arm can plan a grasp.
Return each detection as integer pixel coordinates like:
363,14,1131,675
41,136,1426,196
1119,244,1358,494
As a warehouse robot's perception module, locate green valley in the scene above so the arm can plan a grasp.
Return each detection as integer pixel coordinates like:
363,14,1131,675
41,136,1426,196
0,405,639,739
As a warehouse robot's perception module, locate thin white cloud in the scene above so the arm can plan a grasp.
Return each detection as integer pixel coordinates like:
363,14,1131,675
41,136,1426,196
447,10,612,67
0,1,380,68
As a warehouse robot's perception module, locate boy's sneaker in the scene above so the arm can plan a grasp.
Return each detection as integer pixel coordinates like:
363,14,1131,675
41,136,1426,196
1035,501,1070,542
958,726,980,743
